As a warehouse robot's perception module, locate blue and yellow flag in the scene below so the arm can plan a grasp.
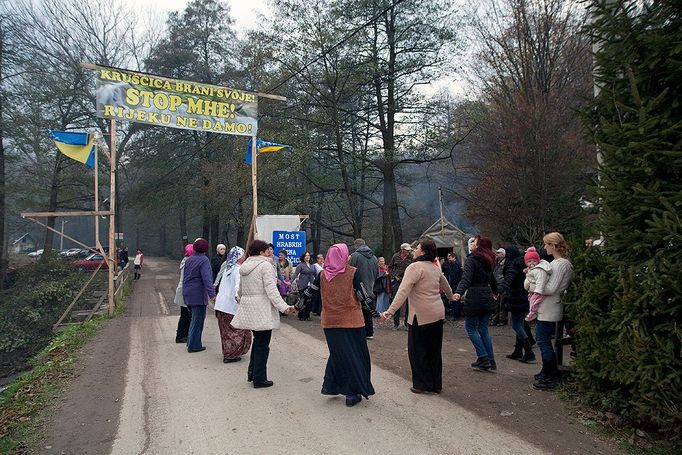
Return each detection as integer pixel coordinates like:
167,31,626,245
245,138,292,165
48,130,95,168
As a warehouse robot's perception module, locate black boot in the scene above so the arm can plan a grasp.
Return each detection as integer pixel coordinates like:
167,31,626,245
533,360,560,390
534,361,547,380
520,338,536,363
471,357,491,371
506,337,523,360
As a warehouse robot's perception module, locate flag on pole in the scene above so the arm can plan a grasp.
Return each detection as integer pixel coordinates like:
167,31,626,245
245,138,292,165
48,130,95,168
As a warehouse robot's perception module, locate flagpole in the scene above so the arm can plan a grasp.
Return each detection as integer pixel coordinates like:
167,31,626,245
108,119,117,316
249,135,258,243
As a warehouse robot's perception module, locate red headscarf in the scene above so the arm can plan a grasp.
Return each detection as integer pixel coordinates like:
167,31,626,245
184,243,194,257
193,238,209,254
323,243,349,282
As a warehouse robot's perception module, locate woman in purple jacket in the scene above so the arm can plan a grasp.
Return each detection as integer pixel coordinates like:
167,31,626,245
182,238,216,352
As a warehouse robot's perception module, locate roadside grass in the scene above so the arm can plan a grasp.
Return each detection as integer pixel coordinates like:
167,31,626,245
559,383,680,455
0,318,104,454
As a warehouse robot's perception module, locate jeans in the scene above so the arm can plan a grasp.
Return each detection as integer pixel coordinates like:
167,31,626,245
248,330,272,383
391,279,408,327
187,305,206,351
511,313,528,340
464,313,495,362
376,292,390,313
536,320,556,362
394,302,409,327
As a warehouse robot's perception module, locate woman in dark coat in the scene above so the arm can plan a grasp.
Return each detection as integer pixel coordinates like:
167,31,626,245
292,251,316,320
501,245,536,363
182,238,216,353
301,243,375,407
453,237,498,371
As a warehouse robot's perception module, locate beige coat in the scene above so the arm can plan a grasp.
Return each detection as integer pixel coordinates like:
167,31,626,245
232,256,290,331
537,258,573,322
386,260,454,326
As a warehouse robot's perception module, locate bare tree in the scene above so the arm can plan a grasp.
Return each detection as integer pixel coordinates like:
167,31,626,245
465,0,594,244
10,0,142,256
0,4,23,280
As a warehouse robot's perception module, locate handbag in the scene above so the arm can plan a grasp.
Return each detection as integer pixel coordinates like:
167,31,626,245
357,282,377,314
373,274,387,295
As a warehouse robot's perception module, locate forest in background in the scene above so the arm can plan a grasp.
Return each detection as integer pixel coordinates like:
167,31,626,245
0,0,594,259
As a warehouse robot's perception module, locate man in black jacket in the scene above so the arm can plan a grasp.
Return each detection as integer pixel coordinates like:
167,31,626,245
350,239,379,339
388,243,413,329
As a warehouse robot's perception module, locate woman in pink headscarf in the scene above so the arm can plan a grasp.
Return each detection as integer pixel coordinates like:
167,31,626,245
300,243,375,407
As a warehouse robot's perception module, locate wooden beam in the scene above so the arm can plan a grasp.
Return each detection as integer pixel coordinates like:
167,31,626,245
21,210,113,217
24,217,100,256
257,92,287,102
108,119,117,316
53,261,104,330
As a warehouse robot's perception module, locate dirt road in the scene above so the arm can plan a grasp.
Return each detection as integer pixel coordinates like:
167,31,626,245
40,258,622,455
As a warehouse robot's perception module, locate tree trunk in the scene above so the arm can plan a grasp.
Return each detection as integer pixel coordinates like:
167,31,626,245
331,100,361,238
201,200,210,240
159,223,166,257
382,165,396,255
236,198,245,247
311,192,323,255
42,155,63,260
223,221,231,249
179,206,188,246
210,215,219,252
0,77,5,284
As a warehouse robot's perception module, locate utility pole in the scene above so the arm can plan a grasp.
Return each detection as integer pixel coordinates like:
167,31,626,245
60,219,68,250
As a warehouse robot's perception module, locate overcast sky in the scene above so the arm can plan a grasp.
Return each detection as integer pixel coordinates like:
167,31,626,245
120,0,270,32
117,0,465,97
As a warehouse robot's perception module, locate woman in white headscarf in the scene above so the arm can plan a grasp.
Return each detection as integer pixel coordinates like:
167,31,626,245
214,246,252,363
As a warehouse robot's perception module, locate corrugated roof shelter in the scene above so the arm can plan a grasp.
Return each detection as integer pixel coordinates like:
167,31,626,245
413,216,471,262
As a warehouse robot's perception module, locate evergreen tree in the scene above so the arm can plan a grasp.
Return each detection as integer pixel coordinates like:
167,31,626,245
573,0,682,438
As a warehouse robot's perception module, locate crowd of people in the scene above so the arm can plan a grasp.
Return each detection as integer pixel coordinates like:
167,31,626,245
169,231,574,408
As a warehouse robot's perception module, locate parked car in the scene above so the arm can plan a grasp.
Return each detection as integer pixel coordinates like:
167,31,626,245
27,249,44,258
59,248,82,258
73,253,108,271
73,248,94,258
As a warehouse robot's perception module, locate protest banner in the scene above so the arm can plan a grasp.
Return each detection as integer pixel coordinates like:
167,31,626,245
273,230,306,266
95,65,258,136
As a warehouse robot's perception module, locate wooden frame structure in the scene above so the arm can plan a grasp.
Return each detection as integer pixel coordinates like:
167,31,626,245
22,62,287,320
21,117,118,316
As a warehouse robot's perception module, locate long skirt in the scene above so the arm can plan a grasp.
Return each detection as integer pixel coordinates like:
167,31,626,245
215,310,252,359
408,317,444,392
322,327,375,399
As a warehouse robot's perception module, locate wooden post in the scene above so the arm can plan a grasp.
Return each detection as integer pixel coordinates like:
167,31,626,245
249,136,258,243
438,186,445,240
108,119,116,316
94,143,101,254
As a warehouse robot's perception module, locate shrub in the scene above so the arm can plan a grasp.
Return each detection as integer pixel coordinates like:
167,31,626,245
572,0,682,440
0,259,91,373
